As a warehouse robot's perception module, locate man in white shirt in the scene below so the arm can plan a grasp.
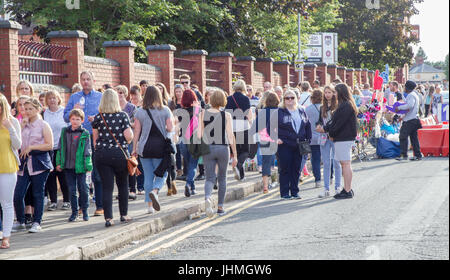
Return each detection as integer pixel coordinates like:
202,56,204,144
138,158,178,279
298,82,312,107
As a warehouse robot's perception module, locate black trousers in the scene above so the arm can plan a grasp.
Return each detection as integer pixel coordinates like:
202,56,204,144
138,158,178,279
399,119,422,158
95,148,129,220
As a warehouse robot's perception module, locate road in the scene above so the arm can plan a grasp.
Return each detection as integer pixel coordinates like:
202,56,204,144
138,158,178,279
104,157,449,260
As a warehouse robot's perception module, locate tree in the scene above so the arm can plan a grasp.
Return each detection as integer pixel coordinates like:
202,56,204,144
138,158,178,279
416,47,428,62
445,54,449,80
331,0,422,70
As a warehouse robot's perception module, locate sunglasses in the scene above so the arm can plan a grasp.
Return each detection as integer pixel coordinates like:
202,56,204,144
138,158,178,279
181,81,189,85
284,97,295,101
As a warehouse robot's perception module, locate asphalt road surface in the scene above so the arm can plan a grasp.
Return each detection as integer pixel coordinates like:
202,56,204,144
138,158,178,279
104,157,449,260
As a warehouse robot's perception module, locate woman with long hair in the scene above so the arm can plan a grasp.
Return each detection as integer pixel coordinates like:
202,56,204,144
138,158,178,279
317,85,342,198
0,94,22,249
424,85,434,117
317,84,357,199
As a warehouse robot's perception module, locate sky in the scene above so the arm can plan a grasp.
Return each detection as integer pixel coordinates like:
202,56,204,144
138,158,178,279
410,0,450,62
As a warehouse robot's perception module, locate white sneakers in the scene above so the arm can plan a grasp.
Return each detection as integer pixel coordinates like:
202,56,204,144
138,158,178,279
28,223,41,233
318,190,330,198
147,207,155,214
315,182,322,188
205,198,215,218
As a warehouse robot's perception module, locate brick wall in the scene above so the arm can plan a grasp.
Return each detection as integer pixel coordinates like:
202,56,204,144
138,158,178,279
254,71,265,91
273,72,281,87
84,56,121,88
134,63,162,85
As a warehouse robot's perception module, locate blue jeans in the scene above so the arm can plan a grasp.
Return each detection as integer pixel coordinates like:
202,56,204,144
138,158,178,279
320,140,342,191
176,144,182,171
180,143,199,190
14,168,50,225
311,145,322,182
64,169,89,214
256,145,263,167
277,145,303,197
140,158,168,203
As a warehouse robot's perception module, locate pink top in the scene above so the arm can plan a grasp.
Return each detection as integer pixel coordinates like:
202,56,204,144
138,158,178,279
17,118,47,176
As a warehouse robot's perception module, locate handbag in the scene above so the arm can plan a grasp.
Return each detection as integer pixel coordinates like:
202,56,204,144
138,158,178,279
297,140,312,156
99,113,140,176
142,109,166,159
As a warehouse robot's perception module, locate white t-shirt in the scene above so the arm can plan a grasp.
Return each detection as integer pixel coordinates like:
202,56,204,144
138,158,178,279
298,92,311,107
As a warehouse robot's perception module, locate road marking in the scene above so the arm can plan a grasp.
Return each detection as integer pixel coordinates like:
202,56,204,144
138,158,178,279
114,177,314,260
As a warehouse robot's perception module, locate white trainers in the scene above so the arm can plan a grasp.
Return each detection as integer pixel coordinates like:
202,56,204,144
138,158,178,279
335,187,342,195
315,182,322,188
233,167,241,181
147,207,155,214
12,222,26,232
205,198,215,218
47,203,57,211
318,190,330,198
28,223,41,233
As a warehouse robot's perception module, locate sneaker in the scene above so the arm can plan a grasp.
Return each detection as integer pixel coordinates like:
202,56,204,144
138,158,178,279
147,207,155,214
195,174,205,181
281,195,292,200
176,175,187,181
68,213,79,222
334,189,354,199
61,202,71,210
335,187,342,195
190,189,197,196
233,167,241,181
291,194,302,199
149,192,160,211
184,186,191,198
25,215,33,227
314,182,322,188
205,198,215,218
28,223,42,233
217,208,226,216
395,156,408,162
409,156,422,161
82,211,89,222
47,203,57,211
12,222,26,232
318,190,330,198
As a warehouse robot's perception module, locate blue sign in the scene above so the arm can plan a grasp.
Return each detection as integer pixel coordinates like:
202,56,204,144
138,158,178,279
380,64,389,84
438,104,449,122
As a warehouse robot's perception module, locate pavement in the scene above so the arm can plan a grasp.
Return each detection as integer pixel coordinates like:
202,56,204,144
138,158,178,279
0,169,266,260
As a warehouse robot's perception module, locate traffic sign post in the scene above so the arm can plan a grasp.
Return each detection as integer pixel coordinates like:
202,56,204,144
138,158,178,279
295,59,304,72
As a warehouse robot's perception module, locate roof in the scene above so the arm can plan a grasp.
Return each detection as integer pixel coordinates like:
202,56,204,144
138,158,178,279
410,63,445,74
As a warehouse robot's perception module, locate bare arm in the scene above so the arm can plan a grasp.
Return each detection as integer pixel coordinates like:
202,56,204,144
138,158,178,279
92,129,99,149
226,112,238,167
132,118,141,156
124,127,134,144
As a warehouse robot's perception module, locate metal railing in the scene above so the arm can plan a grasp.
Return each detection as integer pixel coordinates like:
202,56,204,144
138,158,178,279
18,40,69,85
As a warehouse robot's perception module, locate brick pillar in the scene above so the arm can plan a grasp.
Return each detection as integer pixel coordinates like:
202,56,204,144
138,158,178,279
210,52,234,94
273,61,291,87
346,69,355,88
0,20,22,103
368,70,375,88
361,69,368,85
337,66,347,84
255,58,274,84
181,50,208,94
103,40,136,90
303,64,317,86
48,31,87,90
327,64,338,83
147,44,176,96
235,56,255,86
354,68,362,86
316,63,328,86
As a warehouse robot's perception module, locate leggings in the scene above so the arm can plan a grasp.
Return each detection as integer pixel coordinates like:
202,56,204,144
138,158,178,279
203,145,229,207
0,173,18,238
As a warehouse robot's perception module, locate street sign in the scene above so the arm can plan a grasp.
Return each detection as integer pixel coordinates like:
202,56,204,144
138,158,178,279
295,59,304,72
438,104,449,122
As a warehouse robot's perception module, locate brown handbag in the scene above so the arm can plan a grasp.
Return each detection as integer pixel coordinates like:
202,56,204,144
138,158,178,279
99,113,141,176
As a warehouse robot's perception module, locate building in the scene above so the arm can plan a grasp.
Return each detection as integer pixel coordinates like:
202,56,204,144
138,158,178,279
409,55,446,83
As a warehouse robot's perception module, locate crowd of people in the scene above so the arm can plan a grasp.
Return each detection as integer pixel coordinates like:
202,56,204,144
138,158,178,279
0,69,436,250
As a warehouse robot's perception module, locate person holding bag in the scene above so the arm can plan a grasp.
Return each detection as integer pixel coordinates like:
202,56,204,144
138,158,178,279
92,89,134,227
276,90,312,200
132,86,174,214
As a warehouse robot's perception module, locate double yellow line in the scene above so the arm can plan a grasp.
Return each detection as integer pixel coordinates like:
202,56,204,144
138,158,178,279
114,177,314,260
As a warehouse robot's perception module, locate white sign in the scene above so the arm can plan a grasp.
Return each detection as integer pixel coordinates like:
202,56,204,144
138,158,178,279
308,34,322,46
303,47,322,63
322,33,335,64
438,104,449,123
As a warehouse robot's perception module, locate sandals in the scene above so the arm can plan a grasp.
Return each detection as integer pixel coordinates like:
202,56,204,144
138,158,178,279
0,240,10,249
